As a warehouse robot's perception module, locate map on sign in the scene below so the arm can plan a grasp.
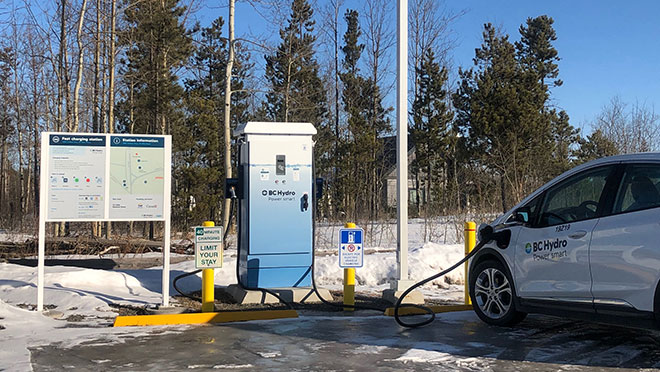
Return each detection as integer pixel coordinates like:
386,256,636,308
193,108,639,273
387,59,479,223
47,134,106,220
339,228,364,268
109,136,165,219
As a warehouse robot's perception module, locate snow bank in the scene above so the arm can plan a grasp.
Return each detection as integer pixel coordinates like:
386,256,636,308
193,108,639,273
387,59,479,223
313,242,465,289
0,298,158,371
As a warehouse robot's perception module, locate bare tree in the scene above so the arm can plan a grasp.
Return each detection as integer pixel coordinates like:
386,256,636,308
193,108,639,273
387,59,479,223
222,0,236,234
72,0,88,132
106,0,116,238
361,0,395,98
594,96,660,154
316,0,344,217
409,0,462,89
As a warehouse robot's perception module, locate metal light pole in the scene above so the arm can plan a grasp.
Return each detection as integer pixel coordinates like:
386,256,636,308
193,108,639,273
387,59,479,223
392,0,413,293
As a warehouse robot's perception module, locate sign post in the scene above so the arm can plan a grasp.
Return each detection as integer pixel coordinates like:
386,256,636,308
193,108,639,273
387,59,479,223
194,225,223,269
195,222,223,312
38,132,172,311
339,223,364,311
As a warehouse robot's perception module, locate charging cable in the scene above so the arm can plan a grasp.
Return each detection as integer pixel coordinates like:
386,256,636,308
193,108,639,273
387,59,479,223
393,226,496,328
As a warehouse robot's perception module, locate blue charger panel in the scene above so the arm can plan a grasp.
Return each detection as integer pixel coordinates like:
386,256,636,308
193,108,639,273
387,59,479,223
238,137,314,289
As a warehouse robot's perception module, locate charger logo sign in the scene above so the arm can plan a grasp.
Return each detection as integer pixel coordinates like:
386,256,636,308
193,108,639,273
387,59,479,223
261,190,296,197
261,189,296,202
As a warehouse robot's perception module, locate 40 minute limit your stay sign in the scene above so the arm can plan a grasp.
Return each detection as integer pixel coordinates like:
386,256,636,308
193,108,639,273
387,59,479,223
194,226,223,269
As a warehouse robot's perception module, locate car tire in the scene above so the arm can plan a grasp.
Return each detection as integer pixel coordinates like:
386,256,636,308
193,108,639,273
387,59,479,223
470,259,527,326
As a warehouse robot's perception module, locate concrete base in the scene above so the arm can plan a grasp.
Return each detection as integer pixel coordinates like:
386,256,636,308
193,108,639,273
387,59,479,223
388,279,417,292
146,305,188,315
226,285,333,305
381,289,425,305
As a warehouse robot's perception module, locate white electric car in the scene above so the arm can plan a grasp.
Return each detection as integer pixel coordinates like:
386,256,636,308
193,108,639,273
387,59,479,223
469,153,660,329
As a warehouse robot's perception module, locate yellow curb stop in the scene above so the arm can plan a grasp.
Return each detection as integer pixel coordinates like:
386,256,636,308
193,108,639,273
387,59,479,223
113,309,298,327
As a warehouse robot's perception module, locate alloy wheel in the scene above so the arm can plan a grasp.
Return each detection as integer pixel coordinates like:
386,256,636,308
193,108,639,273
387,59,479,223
474,267,513,319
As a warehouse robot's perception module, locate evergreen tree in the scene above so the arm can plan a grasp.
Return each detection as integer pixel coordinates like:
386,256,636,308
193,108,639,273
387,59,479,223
262,0,332,215
549,109,579,173
118,0,193,135
575,129,619,163
410,48,453,213
173,17,251,226
454,24,526,211
263,0,327,125
338,9,370,219
337,9,390,220
453,19,574,212
516,15,562,89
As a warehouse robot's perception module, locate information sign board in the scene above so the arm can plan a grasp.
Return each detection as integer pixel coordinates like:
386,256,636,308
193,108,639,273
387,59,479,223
109,136,165,219
47,134,107,220
339,228,364,268
194,226,223,269
42,132,170,222
38,132,173,311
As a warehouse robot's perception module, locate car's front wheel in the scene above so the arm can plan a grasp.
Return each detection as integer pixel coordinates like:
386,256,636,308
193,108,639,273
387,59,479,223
470,260,526,326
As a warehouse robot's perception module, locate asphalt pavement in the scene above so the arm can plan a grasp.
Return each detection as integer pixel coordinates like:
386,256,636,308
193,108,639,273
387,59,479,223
30,311,660,371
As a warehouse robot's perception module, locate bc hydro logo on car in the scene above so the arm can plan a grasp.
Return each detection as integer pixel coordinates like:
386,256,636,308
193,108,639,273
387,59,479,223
525,239,567,254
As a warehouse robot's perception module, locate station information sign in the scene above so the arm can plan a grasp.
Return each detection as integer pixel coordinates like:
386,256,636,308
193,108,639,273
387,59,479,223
109,136,166,219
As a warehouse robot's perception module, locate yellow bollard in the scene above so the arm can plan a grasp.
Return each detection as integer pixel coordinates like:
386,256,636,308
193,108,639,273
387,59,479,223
464,221,476,305
343,222,357,311
201,221,216,313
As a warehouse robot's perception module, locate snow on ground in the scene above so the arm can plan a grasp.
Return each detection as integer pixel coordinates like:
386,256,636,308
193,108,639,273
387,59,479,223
0,298,181,371
0,231,33,243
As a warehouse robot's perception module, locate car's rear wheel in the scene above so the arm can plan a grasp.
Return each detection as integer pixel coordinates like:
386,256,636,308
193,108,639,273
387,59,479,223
470,259,526,326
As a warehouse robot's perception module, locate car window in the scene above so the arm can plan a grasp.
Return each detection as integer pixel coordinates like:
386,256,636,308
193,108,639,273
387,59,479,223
525,195,542,225
613,164,660,213
537,166,613,227
508,194,542,224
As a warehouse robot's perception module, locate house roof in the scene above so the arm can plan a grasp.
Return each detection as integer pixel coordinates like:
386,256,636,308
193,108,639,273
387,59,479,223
380,135,416,178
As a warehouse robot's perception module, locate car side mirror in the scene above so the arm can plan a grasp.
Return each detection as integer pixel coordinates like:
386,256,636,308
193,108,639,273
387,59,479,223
513,207,530,223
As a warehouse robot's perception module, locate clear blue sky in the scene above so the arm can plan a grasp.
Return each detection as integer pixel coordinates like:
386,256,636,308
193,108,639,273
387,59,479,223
449,0,660,131
199,0,660,133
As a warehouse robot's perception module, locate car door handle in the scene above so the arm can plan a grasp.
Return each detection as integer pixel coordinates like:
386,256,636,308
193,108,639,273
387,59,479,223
568,230,587,239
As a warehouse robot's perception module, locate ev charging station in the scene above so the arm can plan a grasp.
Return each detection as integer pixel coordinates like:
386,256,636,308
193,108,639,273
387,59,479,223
235,122,317,289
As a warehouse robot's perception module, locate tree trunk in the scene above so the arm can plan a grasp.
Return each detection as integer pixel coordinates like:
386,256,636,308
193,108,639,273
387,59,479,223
107,0,116,135
73,0,88,132
62,0,72,132
57,0,67,133
106,0,116,239
222,0,235,233
93,0,101,133
332,0,341,218
15,72,25,215
0,139,6,214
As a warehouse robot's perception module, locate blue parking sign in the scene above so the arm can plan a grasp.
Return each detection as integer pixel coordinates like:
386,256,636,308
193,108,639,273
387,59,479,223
339,228,364,268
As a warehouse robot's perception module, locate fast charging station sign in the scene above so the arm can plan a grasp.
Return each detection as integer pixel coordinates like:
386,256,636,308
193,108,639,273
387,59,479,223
339,228,364,268
194,226,223,269
38,132,173,311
